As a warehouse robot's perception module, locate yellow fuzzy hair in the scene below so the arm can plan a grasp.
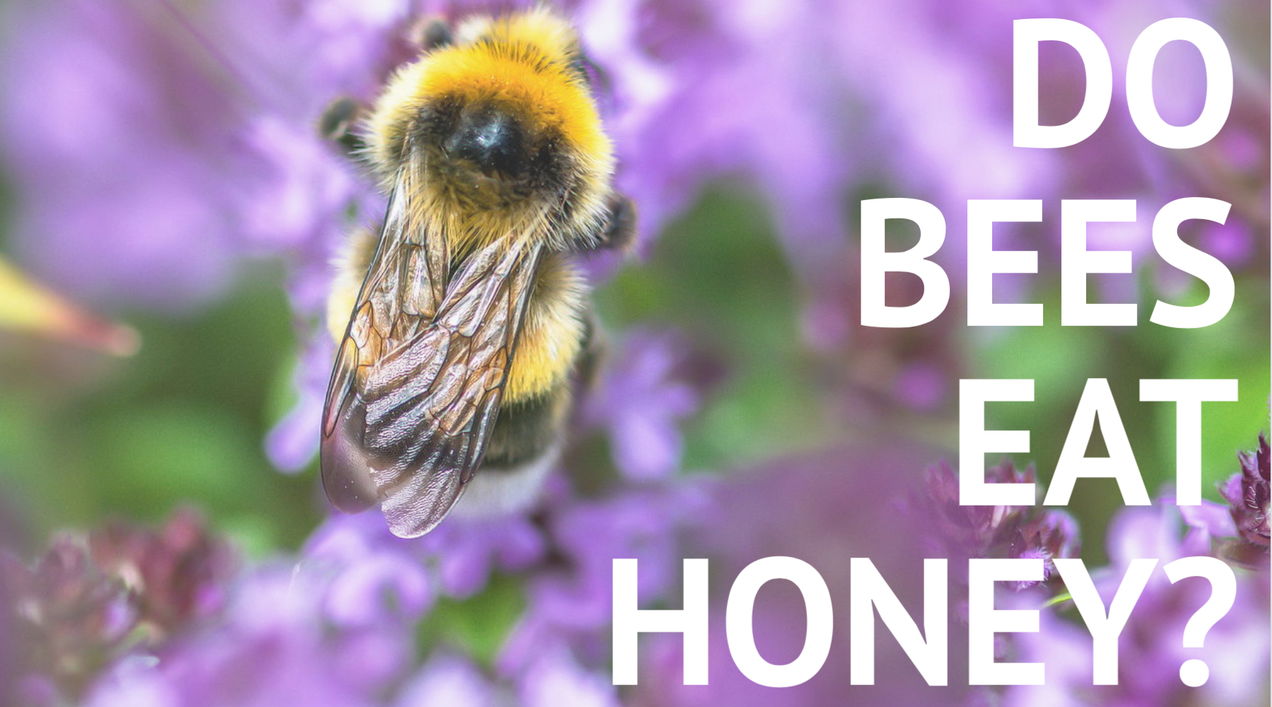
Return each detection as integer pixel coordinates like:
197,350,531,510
365,7,613,188
503,251,585,401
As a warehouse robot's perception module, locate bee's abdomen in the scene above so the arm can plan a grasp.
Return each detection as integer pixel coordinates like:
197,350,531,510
483,385,570,468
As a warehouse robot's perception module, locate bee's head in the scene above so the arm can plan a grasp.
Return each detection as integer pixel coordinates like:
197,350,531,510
365,8,613,234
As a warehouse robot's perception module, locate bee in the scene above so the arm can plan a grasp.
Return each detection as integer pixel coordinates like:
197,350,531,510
320,8,635,538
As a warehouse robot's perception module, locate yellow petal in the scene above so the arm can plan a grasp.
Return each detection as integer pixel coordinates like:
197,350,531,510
0,256,140,356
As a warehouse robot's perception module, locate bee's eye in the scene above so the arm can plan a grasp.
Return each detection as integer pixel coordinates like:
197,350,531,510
444,108,523,175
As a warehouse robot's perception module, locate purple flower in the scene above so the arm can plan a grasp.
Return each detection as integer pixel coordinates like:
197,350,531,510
394,644,618,707
307,504,546,603
87,509,235,638
266,336,337,472
1,536,138,701
393,653,500,706
821,297,965,416
500,483,709,677
548,486,704,621
1,0,246,312
1,511,233,702
417,514,546,599
1176,498,1238,554
585,329,721,481
303,513,435,626
1006,505,1271,707
0,0,402,314
911,460,1080,590
88,564,414,707
829,0,1057,208
518,643,619,707
233,115,361,259
1220,434,1271,550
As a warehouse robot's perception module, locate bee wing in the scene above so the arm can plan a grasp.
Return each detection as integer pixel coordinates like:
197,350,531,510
320,184,542,538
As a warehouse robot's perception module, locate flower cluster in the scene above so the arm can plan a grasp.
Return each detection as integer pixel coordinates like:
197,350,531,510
911,460,1080,591
88,563,416,706
583,329,724,481
0,510,232,704
1006,503,1270,707
1,537,137,703
72,480,708,705
997,442,1272,706
1220,434,1270,550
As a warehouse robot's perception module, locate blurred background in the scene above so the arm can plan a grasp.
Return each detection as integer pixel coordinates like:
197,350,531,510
0,1,1267,705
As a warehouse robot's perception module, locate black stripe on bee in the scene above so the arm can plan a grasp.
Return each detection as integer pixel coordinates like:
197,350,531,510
482,386,569,469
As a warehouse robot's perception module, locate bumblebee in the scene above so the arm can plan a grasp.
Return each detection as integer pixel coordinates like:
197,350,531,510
320,8,634,538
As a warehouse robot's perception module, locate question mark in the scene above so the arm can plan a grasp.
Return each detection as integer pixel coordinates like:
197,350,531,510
1162,556,1237,688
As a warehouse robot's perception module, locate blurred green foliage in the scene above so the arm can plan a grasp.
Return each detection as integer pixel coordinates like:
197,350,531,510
598,186,834,472
418,574,525,668
0,268,319,554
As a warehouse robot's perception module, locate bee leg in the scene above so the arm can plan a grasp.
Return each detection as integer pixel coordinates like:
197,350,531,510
318,96,368,158
409,16,453,51
598,193,637,252
578,193,637,254
572,309,608,397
